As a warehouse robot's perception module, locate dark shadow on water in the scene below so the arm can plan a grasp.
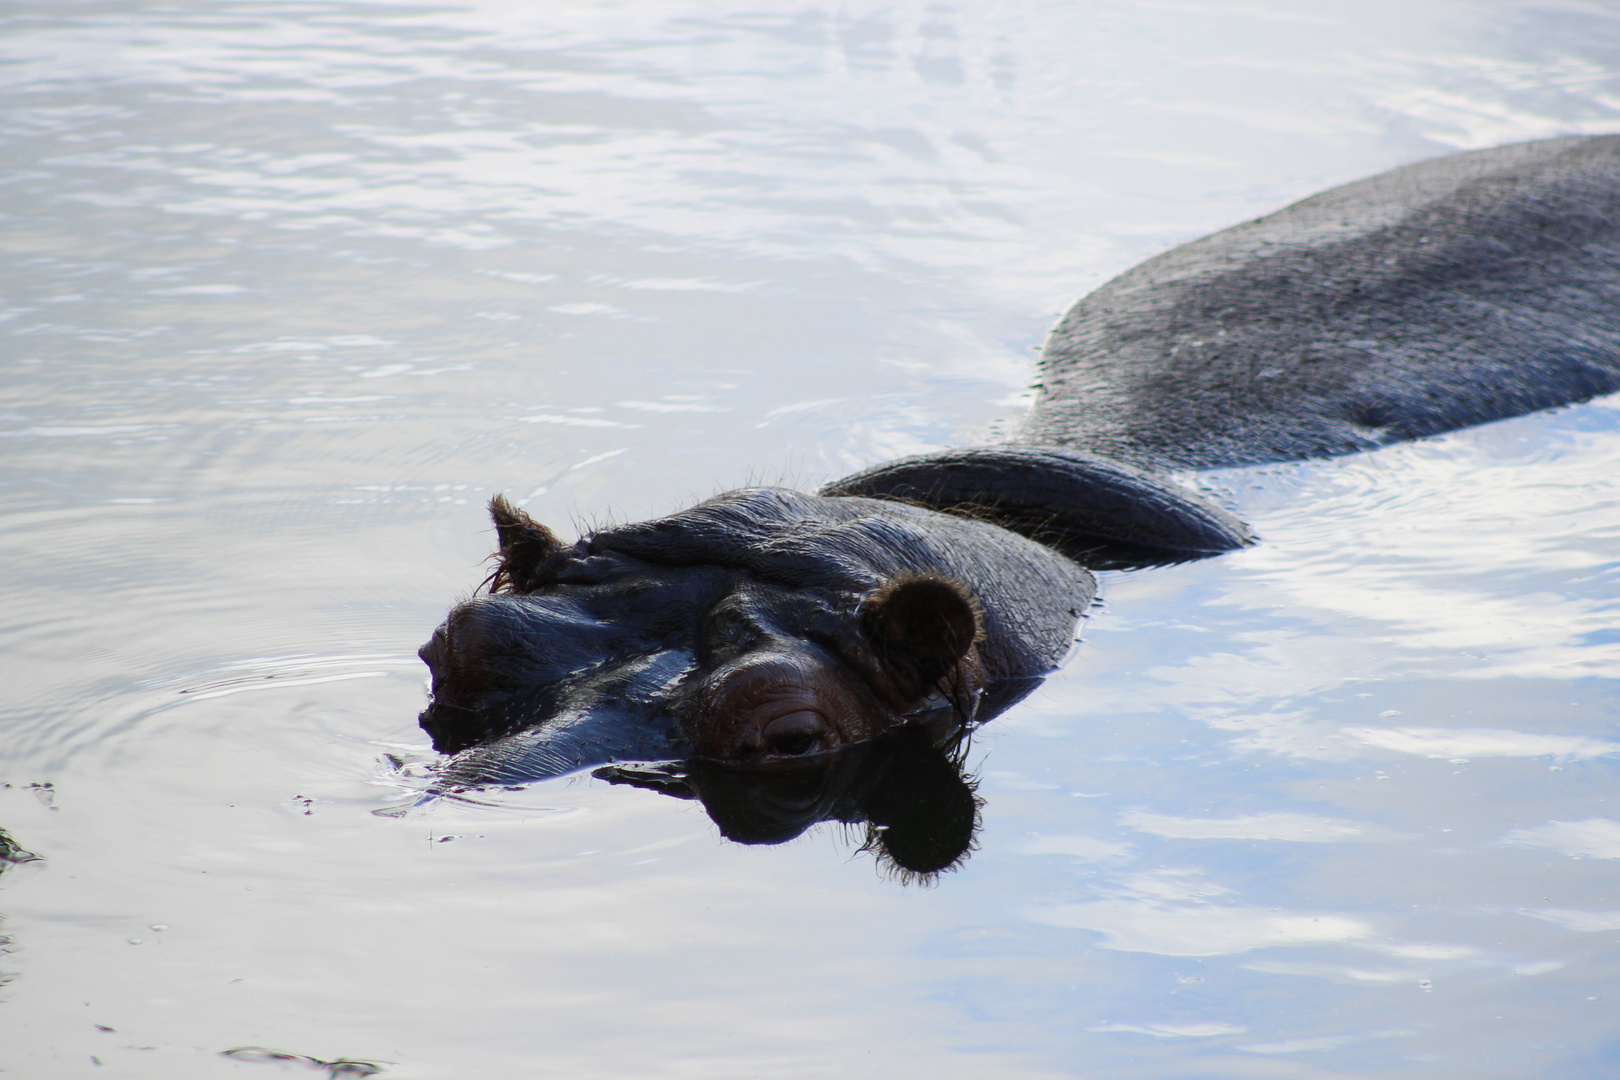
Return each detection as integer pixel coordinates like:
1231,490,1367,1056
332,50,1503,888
596,722,983,884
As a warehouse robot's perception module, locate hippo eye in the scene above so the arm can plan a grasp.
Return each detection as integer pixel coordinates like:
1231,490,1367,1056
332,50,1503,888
761,710,830,757
772,731,817,756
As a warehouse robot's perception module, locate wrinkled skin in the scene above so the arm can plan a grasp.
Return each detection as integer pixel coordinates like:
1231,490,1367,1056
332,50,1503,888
420,136,1620,856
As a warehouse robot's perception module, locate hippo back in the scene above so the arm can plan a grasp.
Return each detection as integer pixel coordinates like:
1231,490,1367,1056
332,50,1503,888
1023,135,1620,469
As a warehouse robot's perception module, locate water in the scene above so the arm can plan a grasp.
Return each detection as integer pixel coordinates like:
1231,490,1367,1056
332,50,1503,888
4,1,1620,1075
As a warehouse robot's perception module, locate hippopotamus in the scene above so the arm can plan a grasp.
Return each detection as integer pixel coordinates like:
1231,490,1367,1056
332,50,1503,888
417,135,1620,871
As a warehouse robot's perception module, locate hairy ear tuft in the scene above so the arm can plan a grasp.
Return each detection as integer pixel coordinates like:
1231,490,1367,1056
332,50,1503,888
862,574,981,705
486,494,563,593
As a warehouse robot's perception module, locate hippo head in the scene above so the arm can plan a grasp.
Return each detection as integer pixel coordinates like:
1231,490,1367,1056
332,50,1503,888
419,493,993,779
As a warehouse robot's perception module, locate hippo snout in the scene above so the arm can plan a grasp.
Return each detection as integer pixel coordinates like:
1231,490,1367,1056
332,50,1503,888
417,619,451,692
418,599,504,705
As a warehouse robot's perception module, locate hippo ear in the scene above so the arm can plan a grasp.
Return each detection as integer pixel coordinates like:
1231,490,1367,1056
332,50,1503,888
861,575,980,705
486,494,563,594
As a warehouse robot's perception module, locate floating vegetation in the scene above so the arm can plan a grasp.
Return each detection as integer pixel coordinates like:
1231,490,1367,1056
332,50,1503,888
0,827,40,869
220,1046,385,1078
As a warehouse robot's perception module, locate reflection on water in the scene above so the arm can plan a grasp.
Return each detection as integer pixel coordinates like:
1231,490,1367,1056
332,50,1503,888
4,0,1620,1076
599,724,983,883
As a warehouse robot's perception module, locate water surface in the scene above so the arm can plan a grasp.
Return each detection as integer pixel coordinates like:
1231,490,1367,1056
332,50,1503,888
4,1,1620,1076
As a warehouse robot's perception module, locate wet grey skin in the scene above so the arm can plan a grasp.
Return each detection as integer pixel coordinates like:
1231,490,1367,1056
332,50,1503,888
421,135,1620,791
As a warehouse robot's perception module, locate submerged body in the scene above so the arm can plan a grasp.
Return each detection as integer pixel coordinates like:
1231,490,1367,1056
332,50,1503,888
1024,135,1620,469
420,137,1620,851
